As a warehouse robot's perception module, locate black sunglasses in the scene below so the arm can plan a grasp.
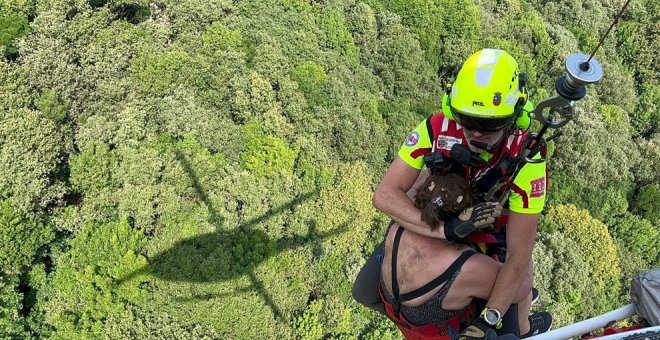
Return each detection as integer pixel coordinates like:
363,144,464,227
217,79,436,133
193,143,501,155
451,109,515,132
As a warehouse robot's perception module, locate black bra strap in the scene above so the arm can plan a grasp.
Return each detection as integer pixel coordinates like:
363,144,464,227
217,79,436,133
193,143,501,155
391,225,405,300
398,249,476,302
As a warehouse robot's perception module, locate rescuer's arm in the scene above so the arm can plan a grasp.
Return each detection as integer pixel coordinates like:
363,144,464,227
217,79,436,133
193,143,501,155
405,169,430,201
483,211,538,315
373,156,447,238
373,157,501,240
379,118,501,240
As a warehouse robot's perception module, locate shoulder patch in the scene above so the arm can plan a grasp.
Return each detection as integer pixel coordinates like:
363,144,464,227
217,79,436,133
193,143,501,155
530,177,546,198
405,131,420,147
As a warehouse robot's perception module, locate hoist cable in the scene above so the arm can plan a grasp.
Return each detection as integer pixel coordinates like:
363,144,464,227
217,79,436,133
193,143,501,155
584,0,633,68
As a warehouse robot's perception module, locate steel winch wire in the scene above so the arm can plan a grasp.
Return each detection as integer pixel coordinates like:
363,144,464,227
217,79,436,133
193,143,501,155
583,0,633,69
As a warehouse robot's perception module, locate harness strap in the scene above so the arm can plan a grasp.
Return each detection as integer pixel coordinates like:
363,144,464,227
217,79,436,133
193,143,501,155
426,117,435,149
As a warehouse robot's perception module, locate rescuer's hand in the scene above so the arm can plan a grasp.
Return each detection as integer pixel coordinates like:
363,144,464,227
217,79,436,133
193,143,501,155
457,318,497,340
444,202,502,241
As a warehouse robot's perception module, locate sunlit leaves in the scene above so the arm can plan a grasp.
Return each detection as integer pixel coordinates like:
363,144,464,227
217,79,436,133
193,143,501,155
635,133,660,185
0,108,72,212
1,0,657,337
241,121,297,178
540,205,622,312
0,14,30,59
40,220,148,338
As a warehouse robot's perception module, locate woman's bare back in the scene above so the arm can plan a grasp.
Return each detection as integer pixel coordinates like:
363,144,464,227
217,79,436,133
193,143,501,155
381,223,501,311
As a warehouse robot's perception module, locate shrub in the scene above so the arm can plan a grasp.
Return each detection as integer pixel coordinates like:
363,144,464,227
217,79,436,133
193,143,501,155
34,89,67,123
130,49,192,96
614,240,649,305
372,0,481,70
547,171,632,223
69,142,118,194
293,299,325,340
290,61,329,106
202,22,244,52
0,0,36,16
364,11,438,102
631,84,660,136
39,220,148,338
105,305,220,339
230,72,279,124
539,204,622,312
313,162,375,255
635,133,660,185
0,108,72,212
0,276,29,338
615,21,640,69
634,184,660,225
0,200,52,338
333,100,388,169
608,212,659,267
292,294,359,338
551,103,638,188
435,0,482,68
0,200,53,276
346,2,377,47
595,62,637,114
108,1,151,24
533,231,594,326
317,6,360,65
241,121,297,178
0,14,30,59
159,0,235,37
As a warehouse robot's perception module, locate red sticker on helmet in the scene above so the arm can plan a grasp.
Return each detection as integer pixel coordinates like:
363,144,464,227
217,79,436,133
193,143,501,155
493,92,502,106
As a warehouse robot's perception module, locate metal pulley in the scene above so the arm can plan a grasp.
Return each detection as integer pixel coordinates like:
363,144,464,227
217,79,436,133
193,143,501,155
534,53,603,128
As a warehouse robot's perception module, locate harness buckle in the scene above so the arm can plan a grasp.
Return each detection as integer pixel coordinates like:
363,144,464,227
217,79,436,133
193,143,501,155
423,151,446,174
520,133,546,164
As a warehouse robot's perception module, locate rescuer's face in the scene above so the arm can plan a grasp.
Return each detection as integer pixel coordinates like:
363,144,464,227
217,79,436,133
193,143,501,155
462,128,506,153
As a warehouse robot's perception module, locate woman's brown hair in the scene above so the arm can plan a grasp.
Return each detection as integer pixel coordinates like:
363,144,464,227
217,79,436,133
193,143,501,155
414,172,473,231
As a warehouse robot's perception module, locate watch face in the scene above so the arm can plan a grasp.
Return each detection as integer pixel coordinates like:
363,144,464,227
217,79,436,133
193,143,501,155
484,308,501,325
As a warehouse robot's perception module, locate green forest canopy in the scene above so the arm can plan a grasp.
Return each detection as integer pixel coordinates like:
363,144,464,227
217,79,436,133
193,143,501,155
0,0,658,338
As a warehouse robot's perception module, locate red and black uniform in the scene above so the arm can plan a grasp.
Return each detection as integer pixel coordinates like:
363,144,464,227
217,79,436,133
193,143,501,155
398,113,547,259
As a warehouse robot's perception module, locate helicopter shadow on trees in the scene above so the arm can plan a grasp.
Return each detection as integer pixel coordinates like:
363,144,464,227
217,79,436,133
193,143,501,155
119,150,352,320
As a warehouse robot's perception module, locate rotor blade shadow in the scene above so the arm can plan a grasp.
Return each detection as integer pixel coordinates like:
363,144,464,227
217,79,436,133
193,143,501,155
175,149,224,226
120,149,357,321
173,286,253,303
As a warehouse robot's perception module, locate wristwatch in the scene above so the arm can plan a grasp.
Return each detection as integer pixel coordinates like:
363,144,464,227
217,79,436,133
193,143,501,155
480,307,503,328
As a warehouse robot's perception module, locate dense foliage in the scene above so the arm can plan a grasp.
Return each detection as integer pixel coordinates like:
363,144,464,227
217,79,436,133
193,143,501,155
0,0,657,338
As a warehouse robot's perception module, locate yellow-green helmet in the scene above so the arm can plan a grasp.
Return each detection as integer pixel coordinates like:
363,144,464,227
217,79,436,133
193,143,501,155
448,49,527,132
